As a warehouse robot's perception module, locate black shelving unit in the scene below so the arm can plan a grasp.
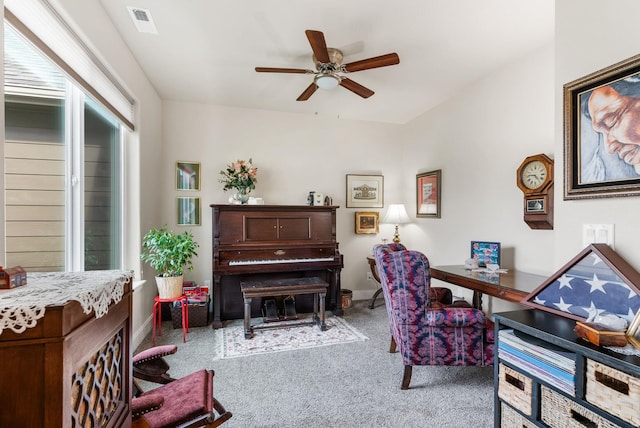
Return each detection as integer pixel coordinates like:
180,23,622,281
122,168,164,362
494,309,640,428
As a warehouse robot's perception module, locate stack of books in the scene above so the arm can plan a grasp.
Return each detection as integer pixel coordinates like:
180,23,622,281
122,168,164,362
499,329,576,396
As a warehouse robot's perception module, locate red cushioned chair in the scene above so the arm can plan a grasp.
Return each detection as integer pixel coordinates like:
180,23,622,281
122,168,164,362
132,345,232,428
373,243,494,390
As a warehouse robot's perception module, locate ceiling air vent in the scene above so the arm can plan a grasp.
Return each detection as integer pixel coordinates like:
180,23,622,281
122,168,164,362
127,6,158,34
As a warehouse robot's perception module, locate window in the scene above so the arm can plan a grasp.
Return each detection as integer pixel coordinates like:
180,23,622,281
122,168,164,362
4,23,123,271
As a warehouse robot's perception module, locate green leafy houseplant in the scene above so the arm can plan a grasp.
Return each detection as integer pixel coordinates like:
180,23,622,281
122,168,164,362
141,226,199,277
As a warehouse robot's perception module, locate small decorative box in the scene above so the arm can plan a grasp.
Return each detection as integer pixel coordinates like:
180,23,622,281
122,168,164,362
0,266,27,289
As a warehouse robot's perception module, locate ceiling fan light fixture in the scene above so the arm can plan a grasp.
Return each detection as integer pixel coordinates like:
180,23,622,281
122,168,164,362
314,74,340,90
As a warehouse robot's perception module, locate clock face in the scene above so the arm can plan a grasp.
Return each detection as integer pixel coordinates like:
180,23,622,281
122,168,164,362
521,160,548,190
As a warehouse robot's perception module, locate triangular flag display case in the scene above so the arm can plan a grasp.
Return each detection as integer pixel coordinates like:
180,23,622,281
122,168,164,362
522,243,640,322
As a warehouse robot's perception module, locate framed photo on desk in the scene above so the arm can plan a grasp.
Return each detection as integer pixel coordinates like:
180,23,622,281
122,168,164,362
470,241,500,267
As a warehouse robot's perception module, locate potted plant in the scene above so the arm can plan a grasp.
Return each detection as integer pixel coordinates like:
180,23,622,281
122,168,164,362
141,226,199,298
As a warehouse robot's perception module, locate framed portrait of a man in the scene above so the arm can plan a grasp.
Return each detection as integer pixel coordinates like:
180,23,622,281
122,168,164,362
564,53,640,199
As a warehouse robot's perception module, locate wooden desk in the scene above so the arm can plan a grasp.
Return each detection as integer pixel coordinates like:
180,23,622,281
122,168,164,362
429,265,546,310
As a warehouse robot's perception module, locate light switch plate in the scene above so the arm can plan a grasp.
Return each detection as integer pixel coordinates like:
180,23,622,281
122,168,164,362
582,224,614,248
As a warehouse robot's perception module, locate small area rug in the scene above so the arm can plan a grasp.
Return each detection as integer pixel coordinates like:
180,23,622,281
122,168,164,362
214,314,368,360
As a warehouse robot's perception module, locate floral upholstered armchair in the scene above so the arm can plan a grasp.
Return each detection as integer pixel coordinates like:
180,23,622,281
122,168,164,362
373,243,494,389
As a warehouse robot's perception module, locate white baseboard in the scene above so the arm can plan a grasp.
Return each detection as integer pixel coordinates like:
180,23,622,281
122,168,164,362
133,313,153,350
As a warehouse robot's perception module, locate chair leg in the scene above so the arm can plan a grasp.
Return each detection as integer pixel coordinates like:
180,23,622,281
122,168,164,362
389,336,397,353
401,365,412,390
205,398,233,427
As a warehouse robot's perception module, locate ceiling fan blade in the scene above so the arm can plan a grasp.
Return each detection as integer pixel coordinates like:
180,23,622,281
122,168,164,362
339,78,374,98
343,53,400,72
305,30,330,63
255,67,313,74
296,83,318,101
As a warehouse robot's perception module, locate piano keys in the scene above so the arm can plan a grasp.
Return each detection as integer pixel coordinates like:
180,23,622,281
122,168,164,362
211,204,344,328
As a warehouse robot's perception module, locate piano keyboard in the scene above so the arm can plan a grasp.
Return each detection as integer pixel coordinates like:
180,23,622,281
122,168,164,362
229,257,335,265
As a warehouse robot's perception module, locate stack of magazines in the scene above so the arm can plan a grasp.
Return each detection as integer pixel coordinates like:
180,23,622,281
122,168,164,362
499,329,576,396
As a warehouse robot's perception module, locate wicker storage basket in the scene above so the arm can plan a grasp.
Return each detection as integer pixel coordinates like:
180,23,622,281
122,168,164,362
541,386,620,428
498,363,533,416
171,299,210,328
155,275,183,298
585,359,640,426
501,403,537,428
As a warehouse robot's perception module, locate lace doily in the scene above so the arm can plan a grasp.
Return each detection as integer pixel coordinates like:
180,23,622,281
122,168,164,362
0,270,133,335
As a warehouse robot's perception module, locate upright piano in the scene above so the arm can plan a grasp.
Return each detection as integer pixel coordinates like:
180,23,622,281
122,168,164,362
211,204,344,328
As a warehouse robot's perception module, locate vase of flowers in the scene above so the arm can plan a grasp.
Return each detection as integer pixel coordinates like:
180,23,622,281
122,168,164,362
219,158,258,204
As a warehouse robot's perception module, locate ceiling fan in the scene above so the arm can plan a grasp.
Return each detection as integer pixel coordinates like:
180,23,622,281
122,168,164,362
255,30,400,101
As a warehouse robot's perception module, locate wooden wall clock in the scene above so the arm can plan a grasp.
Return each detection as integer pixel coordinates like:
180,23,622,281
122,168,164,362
516,154,554,230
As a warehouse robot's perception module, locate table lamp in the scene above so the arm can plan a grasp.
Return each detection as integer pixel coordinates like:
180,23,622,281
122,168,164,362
382,203,410,243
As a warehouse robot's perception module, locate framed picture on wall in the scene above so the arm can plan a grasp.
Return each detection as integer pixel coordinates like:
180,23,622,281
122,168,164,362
177,197,201,225
416,170,441,218
176,161,201,191
346,174,384,208
355,211,379,234
564,53,640,199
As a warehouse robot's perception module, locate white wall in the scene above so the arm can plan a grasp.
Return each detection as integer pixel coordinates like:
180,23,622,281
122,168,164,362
401,44,555,314
161,101,402,300
554,0,640,270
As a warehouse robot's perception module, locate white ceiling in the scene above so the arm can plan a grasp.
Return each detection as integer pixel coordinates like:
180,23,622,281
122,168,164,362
97,0,554,124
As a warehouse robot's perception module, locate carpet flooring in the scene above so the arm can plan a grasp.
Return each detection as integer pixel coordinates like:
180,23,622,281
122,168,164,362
135,299,495,427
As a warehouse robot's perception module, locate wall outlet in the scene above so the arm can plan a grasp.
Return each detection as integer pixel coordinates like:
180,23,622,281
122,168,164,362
204,279,211,287
366,272,373,281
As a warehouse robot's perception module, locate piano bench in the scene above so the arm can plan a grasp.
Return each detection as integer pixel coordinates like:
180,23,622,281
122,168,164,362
239,277,329,339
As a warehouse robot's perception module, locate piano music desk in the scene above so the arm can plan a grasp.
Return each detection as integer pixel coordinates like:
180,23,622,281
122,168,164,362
240,276,328,339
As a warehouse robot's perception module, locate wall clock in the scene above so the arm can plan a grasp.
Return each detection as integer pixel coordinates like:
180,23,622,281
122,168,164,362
516,154,554,229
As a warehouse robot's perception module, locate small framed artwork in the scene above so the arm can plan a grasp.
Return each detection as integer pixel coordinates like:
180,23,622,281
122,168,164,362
176,161,201,191
346,174,384,208
627,310,640,350
416,170,441,218
355,211,379,234
177,197,201,225
470,241,501,267
564,53,640,199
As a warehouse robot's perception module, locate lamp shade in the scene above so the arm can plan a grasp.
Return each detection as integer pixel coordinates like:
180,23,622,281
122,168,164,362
314,74,339,89
382,204,410,224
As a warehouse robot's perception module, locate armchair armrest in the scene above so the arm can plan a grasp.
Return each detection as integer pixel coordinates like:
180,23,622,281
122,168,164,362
131,394,164,418
133,345,178,384
425,307,488,328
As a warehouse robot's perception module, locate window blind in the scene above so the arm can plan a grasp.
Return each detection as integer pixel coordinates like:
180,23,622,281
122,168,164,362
5,0,135,130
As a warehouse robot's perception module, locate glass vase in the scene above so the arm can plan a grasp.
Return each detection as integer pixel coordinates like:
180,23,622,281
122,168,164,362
236,190,250,204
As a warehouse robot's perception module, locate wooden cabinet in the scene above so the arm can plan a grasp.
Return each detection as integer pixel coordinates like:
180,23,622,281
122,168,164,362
494,310,640,428
0,277,132,428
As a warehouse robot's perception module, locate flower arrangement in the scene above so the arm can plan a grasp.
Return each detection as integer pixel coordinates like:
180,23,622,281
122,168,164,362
219,158,258,196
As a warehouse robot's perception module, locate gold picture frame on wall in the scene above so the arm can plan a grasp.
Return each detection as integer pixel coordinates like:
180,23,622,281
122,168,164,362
564,53,640,199
176,161,201,191
355,211,379,234
177,197,201,225
416,170,441,218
